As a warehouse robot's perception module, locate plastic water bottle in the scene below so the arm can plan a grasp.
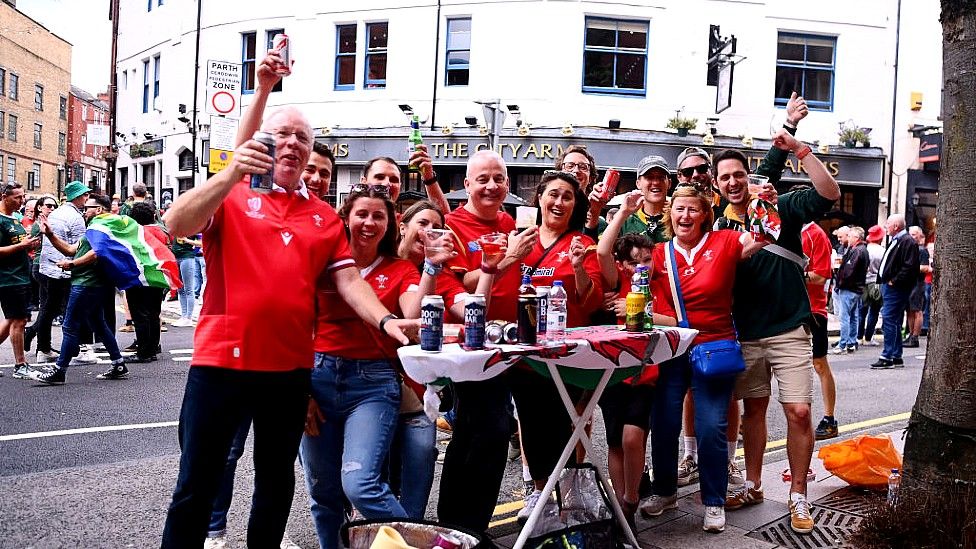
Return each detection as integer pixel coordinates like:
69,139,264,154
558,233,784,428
887,468,901,505
546,281,568,345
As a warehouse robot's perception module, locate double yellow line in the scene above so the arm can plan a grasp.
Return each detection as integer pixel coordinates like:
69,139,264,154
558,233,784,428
487,411,911,528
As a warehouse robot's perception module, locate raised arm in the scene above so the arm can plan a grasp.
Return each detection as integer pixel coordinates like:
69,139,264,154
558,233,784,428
40,220,79,257
409,145,451,215
597,190,641,290
756,92,807,184
772,130,841,202
234,51,286,147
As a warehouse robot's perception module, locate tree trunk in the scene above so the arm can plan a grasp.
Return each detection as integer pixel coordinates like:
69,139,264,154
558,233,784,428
901,0,976,495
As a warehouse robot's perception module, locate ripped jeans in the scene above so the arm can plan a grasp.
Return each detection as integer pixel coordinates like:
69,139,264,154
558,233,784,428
300,353,405,549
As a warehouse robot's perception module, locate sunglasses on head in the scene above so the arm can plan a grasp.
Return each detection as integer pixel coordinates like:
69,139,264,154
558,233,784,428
542,170,580,184
42,202,57,207
350,183,391,197
678,164,711,179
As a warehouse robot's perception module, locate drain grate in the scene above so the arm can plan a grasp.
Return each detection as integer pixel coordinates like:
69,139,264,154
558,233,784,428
746,506,862,548
814,486,881,517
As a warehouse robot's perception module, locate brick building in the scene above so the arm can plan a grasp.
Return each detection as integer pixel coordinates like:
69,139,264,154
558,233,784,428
0,0,71,196
66,85,110,193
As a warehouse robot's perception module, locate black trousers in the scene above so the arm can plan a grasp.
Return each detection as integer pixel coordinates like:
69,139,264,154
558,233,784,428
437,376,514,532
28,274,71,354
126,286,166,357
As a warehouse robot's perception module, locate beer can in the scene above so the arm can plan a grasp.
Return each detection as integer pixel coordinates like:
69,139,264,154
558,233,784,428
432,533,463,549
600,169,621,201
271,33,290,75
463,294,487,350
486,320,507,345
249,131,276,193
420,295,445,352
625,291,646,332
536,286,550,342
503,322,519,344
517,296,538,345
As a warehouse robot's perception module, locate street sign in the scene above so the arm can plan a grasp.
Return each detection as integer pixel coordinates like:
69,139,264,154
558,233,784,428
209,149,233,174
209,115,238,151
205,60,242,118
87,124,110,146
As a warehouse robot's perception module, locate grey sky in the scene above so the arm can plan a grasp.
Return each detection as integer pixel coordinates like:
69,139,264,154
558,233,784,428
17,0,112,95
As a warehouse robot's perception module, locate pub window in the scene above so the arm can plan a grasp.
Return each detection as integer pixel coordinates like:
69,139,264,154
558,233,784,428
335,24,357,90
582,18,648,96
242,32,257,93
365,22,388,89
774,33,836,111
445,18,471,87
265,30,285,93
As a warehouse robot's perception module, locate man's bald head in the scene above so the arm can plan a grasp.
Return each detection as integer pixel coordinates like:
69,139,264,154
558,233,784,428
466,150,507,178
261,106,313,138
464,150,509,217
885,213,906,236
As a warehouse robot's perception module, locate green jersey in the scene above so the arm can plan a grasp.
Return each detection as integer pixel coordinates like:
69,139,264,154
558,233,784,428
0,213,31,286
71,236,109,287
620,208,669,244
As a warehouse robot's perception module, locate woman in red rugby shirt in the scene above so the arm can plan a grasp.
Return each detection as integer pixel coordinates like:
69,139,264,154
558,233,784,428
387,199,498,519
639,186,766,533
300,184,419,549
514,170,605,520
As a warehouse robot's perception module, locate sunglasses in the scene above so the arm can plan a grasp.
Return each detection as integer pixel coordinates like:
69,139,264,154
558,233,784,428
42,203,57,208
542,170,580,184
350,183,391,197
678,164,711,179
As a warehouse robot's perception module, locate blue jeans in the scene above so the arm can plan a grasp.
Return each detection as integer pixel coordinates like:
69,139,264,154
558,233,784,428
161,367,310,548
880,284,911,360
56,285,123,370
834,289,862,348
194,255,206,299
207,416,251,537
300,354,405,549
858,292,881,342
177,257,199,318
389,412,437,519
922,283,932,331
651,353,734,507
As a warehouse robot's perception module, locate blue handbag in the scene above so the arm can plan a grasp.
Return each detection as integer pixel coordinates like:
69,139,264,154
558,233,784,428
665,241,746,378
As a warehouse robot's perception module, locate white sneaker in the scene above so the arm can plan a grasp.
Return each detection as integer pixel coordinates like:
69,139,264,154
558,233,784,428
639,493,678,517
703,505,726,533
72,349,100,365
172,318,196,327
517,489,542,521
728,460,745,487
204,536,230,549
280,532,302,549
36,350,59,363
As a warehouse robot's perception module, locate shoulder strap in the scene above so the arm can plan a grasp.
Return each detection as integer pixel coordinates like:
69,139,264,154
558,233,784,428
762,243,810,269
664,241,689,328
528,232,569,275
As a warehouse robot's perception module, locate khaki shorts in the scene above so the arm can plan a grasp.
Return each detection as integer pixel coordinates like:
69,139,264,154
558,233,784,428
735,325,814,403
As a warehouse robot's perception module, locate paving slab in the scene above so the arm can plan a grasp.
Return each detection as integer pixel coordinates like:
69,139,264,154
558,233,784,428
639,514,778,549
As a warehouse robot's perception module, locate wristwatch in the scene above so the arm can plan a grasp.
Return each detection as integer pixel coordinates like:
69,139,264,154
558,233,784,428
423,260,443,276
379,313,398,335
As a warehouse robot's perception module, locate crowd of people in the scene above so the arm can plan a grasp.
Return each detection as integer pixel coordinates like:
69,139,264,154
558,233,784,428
0,48,933,548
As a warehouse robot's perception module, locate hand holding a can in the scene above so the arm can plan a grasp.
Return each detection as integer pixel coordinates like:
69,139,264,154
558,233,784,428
256,53,286,92
231,138,274,179
587,181,609,218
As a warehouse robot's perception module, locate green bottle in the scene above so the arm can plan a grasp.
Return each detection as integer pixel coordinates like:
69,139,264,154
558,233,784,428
408,115,423,173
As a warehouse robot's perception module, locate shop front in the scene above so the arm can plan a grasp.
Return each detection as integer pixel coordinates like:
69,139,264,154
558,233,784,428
318,126,885,228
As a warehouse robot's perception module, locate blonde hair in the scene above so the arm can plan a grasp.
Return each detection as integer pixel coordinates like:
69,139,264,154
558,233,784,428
664,186,715,239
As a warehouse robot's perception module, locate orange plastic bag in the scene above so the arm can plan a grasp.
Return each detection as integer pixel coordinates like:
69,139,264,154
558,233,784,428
817,434,903,489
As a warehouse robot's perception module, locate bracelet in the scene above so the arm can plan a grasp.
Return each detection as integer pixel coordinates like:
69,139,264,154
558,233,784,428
423,260,443,276
796,145,813,160
480,262,498,275
378,313,398,335
423,172,439,186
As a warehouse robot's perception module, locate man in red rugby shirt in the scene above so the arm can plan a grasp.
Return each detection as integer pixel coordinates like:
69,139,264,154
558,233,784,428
437,150,537,530
160,82,416,547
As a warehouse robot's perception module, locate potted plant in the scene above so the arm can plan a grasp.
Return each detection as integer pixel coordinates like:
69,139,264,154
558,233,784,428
838,121,872,148
666,115,698,137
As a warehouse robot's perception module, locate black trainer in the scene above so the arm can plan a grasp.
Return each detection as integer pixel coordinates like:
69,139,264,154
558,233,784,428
31,367,66,384
815,417,839,440
128,355,156,364
891,357,905,367
870,358,893,369
97,363,129,380
123,342,139,353
12,363,32,380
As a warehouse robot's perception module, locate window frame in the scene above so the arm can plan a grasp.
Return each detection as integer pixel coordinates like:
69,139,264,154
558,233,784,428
581,17,649,97
33,123,42,149
242,32,257,94
153,54,161,109
35,83,44,111
8,72,18,101
0,111,4,139
59,95,68,120
265,29,285,93
6,157,15,184
774,32,837,111
334,24,357,91
0,68,5,96
364,22,389,89
7,114,16,141
58,131,66,156
29,162,40,191
142,59,150,113
445,17,471,87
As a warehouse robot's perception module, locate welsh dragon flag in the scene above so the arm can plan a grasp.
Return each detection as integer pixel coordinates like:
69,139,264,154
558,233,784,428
85,214,182,291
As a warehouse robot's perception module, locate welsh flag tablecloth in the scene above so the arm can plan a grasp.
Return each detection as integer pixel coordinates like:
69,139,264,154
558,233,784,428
398,325,698,417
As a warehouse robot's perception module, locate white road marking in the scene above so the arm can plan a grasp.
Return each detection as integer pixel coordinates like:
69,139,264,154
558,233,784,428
169,349,193,354
173,357,192,362
0,421,178,442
